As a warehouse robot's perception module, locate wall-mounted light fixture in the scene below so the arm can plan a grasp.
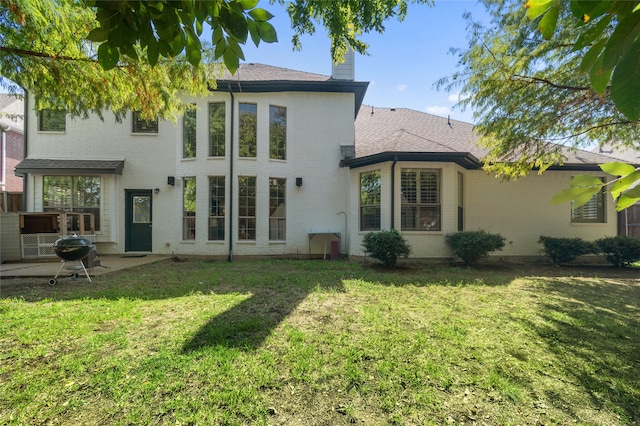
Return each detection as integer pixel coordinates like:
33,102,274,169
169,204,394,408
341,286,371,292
296,177,303,187
154,188,160,194
167,176,175,185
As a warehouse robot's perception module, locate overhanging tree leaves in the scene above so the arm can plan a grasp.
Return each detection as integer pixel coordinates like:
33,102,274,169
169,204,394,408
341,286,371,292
526,0,640,122
438,0,640,210
0,0,430,120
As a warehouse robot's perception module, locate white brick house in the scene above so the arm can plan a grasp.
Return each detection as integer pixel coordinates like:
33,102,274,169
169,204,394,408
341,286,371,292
16,62,627,260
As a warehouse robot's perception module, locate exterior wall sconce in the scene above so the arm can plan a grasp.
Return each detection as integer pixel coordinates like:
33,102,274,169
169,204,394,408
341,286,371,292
296,177,303,187
154,188,160,194
167,176,175,185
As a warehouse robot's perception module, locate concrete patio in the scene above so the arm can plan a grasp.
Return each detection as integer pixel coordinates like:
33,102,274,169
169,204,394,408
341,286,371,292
0,254,171,279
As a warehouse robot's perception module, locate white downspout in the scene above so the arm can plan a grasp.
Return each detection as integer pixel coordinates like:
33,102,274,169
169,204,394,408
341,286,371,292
1,126,8,211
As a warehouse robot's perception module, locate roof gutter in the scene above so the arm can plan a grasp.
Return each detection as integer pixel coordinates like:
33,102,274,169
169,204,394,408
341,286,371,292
227,84,234,262
390,155,397,230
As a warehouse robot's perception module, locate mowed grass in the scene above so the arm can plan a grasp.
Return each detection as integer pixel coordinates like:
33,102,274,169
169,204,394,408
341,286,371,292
1,259,639,425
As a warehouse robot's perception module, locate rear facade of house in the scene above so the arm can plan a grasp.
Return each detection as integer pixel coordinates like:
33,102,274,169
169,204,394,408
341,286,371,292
16,61,624,261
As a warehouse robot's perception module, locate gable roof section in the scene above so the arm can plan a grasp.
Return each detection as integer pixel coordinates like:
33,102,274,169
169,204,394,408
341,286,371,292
211,63,369,118
348,106,622,170
15,159,125,175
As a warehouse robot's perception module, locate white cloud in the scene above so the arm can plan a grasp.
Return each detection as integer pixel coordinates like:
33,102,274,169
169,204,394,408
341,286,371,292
397,84,408,92
448,92,471,103
425,106,450,115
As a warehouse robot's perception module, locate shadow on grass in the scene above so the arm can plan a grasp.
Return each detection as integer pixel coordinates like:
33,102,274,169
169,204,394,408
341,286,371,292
518,277,640,423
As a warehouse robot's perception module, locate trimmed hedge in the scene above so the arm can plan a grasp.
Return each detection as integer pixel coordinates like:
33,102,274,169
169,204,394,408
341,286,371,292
445,230,505,265
362,229,411,268
595,236,640,268
538,236,595,266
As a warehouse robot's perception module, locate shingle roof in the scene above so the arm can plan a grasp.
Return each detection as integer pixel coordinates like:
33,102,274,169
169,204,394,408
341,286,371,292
15,159,125,175
217,63,332,82
212,63,369,119
353,105,621,169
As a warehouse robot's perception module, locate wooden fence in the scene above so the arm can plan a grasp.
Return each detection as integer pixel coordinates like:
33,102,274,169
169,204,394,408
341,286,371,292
618,204,640,238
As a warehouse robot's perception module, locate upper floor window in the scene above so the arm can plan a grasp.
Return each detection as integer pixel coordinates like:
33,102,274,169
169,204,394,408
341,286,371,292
269,178,286,240
43,176,100,231
38,109,66,132
183,104,196,158
132,111,158,134
572,178,605,223
401,169,441,231
269,105,286,160
209,102,225,157
239,103,257,158
360,170,381,231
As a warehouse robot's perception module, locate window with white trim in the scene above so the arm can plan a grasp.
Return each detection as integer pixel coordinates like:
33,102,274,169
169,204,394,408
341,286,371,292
269,178,286,240
238,176,256,240
239,103,257,158
209,102,225,157
209,176,225,241
183,177,196,240
183,104,196,158
401,169,441,231
269,105,286,160
572,177,605,223
132,111,158,133
38,109,66,132
43,176,100,231
360,170,381,231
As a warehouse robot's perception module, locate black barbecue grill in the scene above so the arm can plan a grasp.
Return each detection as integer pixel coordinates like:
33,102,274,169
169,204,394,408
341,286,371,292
49,235,93,285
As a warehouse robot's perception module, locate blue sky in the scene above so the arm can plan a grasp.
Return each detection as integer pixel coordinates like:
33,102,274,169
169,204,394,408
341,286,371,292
238,0,488,124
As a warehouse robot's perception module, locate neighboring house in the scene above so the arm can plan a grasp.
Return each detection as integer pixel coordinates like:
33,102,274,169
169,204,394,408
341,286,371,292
0,94,24,209
16,59,628,259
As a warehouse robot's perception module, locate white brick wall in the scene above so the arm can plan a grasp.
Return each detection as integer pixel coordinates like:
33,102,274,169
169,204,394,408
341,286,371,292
26,91,355,256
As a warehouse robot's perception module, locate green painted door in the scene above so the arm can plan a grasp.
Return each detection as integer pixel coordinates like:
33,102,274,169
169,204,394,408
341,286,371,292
125,190,152,252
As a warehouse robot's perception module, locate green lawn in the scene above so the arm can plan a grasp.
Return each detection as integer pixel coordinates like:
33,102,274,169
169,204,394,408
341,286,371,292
1,259,638,425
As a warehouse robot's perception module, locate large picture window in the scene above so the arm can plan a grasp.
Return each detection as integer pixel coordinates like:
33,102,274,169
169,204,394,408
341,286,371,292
572,178,605,223
239,103,257,158
38,109,66,132
360,170,381,231
401,169,441,231
183,104,196,158
209,102,225,157
269,105,286,160
183,177,196,240
238,176,256,240
269,178,286,240
43,176,100,231
209,176,225,241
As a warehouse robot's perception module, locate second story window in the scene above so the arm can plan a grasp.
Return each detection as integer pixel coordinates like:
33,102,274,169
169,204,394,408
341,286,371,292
183,104,196,158
209,102,225,157
239,103,257,158
132,111,158,134
269,105,286,160
38,109,66,132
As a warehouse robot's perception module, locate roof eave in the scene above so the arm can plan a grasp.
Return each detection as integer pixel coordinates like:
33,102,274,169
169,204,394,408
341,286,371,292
342,152,482,169
211,80,369,119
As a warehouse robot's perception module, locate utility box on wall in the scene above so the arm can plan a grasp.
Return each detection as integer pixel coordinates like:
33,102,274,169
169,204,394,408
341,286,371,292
0,213,21,262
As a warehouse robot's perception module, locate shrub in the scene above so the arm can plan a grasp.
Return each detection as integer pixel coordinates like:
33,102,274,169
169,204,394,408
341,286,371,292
538,236,596,265
362,229,411,268
595,236,640,268
444,230,506,265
